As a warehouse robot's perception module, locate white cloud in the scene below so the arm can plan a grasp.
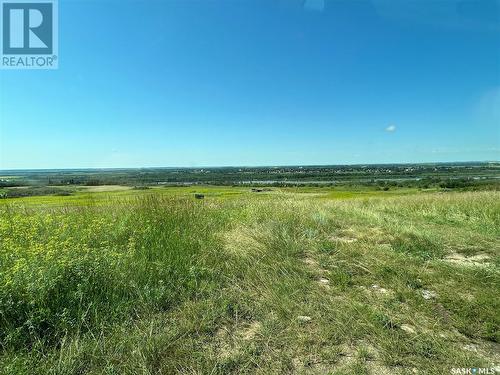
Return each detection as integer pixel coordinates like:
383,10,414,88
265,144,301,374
385,125,397,132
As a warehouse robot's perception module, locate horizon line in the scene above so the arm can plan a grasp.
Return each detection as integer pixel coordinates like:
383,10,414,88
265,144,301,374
1,160,499,173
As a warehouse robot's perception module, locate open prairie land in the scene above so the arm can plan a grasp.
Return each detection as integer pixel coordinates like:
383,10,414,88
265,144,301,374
0,187,498,374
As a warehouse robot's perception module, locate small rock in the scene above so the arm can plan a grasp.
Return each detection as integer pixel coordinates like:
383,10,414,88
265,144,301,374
400,324,416,334
297,315,312,323
422,290,437,300
319,278,330,285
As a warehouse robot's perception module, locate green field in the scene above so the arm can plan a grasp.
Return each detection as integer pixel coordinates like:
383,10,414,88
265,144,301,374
0,187,498,374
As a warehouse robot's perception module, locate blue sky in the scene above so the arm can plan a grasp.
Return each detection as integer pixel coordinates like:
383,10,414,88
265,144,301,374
0,0,499,169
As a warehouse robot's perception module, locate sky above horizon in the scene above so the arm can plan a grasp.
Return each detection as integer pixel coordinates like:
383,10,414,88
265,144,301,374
0,0,499,169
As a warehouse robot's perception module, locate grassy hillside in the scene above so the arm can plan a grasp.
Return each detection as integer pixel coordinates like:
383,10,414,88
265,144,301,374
0,189,498,374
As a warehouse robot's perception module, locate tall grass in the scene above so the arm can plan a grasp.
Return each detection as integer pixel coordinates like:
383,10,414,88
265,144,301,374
0,196,228,350
0,191,498,374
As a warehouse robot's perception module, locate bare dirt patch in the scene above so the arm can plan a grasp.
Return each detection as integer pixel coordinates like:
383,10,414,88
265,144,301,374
292,355,333,374
329,235,358,244
215,321,262,359
444,252,491,267
461,340,500,364
368,363,400,375
241,321,262,341
371,284,389,294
